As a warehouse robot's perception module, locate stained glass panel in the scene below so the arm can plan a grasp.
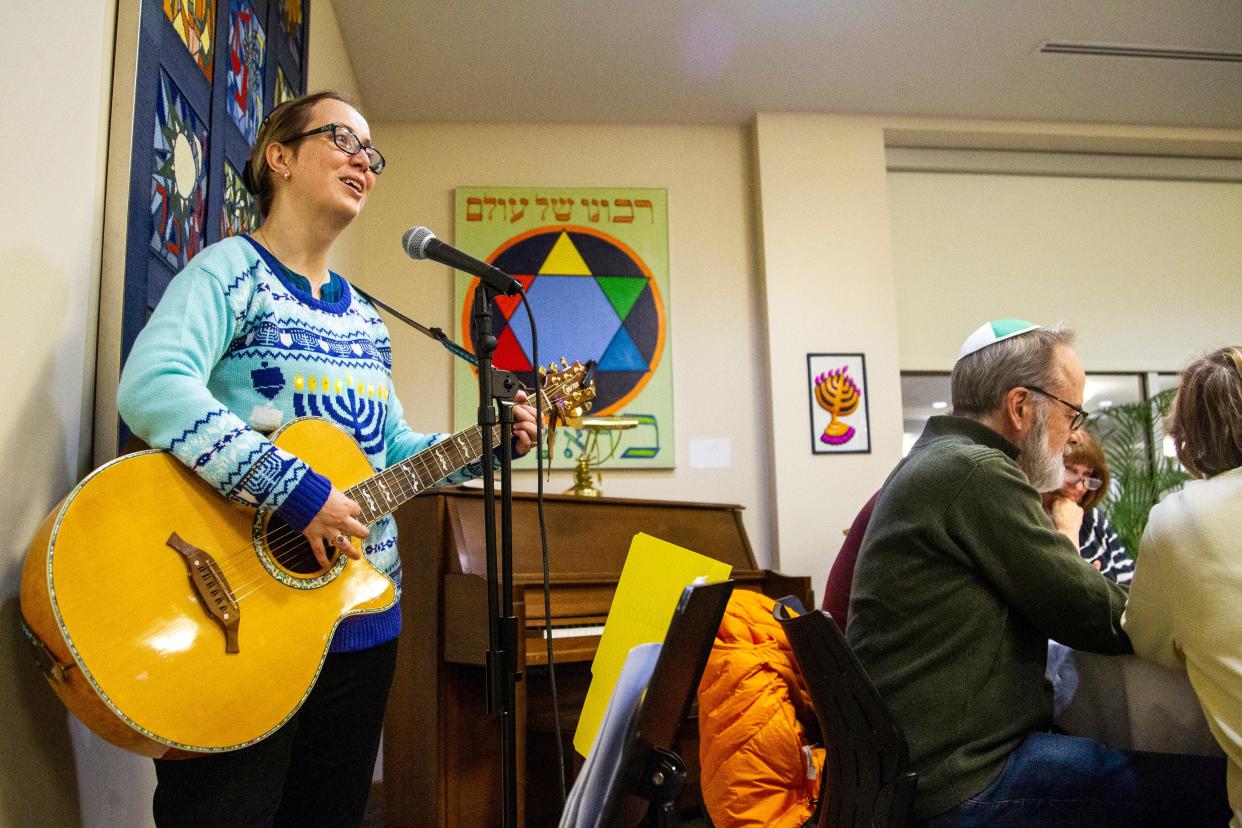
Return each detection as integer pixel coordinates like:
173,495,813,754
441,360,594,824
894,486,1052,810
163,0,216,80
222,161,260,238
280,0,304,62
226,0,265,144
149,70,209,269
275,65,295,107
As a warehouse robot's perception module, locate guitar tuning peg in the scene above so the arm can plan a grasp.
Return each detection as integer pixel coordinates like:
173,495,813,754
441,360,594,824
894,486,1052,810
560,357,569,368
547,362,559,373
584,401,593,412
537,365,546,376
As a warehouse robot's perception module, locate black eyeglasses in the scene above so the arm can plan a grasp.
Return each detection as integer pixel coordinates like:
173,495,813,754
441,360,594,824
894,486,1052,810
1063,470,1103,490
1025,386,1089,430
288,123,385,174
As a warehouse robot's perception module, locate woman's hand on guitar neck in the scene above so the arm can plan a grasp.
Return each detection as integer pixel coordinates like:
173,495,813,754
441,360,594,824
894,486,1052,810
512,389,537,457
304,487,368,569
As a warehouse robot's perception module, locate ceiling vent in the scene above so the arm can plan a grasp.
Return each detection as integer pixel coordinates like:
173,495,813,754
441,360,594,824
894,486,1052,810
1039,41,1242,63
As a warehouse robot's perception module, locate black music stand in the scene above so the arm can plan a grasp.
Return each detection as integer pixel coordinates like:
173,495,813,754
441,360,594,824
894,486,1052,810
590,579,735,827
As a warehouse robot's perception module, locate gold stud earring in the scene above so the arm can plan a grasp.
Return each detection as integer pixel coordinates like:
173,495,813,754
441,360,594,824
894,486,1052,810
282,170,291,181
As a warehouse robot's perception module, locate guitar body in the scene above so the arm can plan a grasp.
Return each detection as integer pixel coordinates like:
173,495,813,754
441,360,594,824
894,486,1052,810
20,418,395,757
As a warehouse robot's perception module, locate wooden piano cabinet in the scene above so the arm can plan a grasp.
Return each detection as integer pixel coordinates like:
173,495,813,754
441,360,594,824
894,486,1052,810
383,488,812,827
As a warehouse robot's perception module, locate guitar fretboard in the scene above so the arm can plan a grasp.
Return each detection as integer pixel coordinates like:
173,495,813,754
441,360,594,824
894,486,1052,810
345,423,499,526
342,367,589,526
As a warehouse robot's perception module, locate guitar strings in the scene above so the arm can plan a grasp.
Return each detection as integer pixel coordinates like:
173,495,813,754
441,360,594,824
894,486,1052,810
101,379,576,655
192,399,535,604
214,427,487,605
236,428,467,582
134,440,475,645
136,378,575,640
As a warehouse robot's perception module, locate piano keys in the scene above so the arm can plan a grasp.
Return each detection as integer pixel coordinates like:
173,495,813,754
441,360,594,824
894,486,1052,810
382,487,812,827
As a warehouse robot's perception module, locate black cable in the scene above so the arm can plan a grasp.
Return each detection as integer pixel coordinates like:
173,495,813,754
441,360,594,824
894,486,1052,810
520,290,568,806
357,278,568,805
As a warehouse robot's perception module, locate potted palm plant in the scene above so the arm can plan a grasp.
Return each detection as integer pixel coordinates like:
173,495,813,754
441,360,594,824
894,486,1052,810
1090,388,1191,555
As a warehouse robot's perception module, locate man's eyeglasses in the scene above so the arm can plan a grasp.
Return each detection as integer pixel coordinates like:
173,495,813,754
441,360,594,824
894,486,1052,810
1063,470,1103,491
1025,386,1089,430
288,123,385,174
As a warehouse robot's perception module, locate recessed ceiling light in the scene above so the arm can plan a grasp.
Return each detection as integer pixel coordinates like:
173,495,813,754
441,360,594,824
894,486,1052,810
931,401,948,410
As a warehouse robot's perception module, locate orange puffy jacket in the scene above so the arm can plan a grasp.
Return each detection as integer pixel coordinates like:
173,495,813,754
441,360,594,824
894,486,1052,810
697,590,825,827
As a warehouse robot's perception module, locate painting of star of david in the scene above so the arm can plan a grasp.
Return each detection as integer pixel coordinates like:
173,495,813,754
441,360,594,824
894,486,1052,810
460,227,665,416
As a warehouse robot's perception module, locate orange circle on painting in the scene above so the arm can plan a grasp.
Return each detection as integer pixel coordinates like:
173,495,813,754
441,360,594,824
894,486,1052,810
459,225,665,415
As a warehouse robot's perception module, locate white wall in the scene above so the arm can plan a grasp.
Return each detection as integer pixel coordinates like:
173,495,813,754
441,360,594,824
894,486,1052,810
360,121,779,564
889,171,1242,372
308,0,366,280
0,1,115,824
752,114,906,600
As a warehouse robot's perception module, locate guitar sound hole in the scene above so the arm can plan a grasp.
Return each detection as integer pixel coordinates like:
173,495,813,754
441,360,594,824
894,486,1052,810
263,515,335,575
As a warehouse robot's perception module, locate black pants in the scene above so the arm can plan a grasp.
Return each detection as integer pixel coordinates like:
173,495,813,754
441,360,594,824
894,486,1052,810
153,637,399,828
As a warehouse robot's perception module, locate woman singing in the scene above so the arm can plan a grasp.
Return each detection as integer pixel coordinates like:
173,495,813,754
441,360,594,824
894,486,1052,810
117,91,536,826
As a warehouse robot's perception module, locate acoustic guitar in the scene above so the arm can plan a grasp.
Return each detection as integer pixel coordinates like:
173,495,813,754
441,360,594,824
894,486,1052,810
20,361,594,758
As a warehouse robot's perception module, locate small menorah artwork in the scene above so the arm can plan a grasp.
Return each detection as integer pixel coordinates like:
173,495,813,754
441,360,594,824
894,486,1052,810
814,366,861,445
807,353,870,454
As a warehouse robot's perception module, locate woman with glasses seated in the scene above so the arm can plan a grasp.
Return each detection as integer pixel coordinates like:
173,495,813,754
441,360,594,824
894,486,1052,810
117,91,536,826
1043,430,1134,584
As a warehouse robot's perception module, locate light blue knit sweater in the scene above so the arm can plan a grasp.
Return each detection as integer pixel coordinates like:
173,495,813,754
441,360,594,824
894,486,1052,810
118,235,482,651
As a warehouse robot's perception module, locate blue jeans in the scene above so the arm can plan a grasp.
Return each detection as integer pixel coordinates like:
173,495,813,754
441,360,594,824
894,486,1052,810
920,731,1229,827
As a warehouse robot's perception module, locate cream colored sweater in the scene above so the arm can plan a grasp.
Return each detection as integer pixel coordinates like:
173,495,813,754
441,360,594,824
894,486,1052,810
1124,465,1242,828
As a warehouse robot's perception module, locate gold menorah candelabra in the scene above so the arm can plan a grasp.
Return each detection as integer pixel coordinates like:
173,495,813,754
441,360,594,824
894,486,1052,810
563,416,640,497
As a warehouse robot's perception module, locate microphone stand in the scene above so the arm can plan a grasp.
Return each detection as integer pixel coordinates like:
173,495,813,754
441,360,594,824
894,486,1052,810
354,280,522,825
472,282,521,828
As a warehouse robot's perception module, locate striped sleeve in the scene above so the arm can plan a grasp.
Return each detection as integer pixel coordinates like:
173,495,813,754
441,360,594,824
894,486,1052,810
117,261,329,532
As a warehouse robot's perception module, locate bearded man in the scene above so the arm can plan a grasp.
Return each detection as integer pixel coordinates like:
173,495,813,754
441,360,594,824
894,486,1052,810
847,321,1228,826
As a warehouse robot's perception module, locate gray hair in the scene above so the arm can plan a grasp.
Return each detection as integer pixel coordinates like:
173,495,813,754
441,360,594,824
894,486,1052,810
951,325,1076,418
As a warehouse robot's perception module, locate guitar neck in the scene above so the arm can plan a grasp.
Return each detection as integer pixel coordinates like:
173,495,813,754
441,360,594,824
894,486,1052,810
344,365,593,525
345,422,504,526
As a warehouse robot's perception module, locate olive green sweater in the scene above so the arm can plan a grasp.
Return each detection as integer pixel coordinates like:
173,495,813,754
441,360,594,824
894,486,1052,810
846,416,1131,818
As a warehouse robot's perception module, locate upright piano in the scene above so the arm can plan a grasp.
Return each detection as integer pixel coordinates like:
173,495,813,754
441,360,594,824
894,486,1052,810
382,487,812,827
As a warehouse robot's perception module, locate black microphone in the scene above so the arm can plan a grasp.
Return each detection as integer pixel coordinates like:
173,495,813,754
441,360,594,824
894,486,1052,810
401,226,523,297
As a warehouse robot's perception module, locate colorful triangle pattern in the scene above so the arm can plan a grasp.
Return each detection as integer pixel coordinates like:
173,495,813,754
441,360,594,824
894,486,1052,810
539,232,592,275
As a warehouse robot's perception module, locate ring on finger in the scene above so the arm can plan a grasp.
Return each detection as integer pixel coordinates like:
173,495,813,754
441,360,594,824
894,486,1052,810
335,533,348,545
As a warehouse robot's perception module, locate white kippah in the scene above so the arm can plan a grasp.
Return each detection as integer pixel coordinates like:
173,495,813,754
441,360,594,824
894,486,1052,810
956,319,1042,361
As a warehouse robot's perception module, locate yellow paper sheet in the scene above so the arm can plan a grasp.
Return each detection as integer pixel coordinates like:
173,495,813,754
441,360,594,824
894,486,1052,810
573,532,732,756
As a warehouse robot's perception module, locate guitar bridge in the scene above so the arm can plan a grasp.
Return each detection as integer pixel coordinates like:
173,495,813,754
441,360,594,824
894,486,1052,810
166,532,241,653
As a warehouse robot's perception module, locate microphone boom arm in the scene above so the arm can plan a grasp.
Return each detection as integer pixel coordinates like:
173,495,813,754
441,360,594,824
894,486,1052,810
350,282,480,367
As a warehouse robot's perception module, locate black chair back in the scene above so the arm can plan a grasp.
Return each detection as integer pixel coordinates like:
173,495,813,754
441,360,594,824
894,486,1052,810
774,599,917,828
